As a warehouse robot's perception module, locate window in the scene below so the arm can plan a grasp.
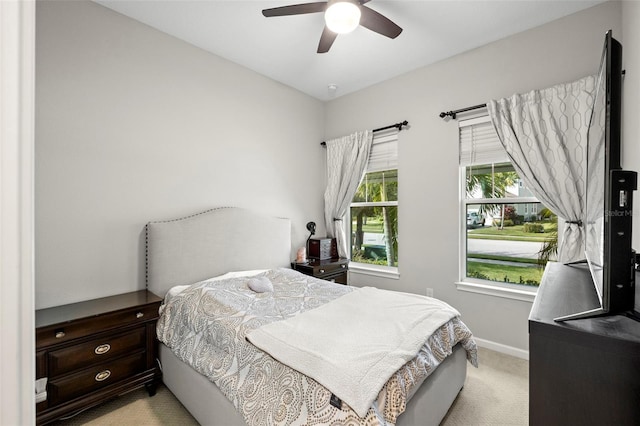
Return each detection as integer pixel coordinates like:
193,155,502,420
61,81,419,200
460,116,557,290
349,129,399,270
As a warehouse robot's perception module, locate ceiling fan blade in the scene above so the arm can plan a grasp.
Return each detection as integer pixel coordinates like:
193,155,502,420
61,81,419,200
262,2,327,17
359,5,402,39
317,26,338,53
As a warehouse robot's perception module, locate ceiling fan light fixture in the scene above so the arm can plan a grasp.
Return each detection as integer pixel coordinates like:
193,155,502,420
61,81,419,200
324,1,361,34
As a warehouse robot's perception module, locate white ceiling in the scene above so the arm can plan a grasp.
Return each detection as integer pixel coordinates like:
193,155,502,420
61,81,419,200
95,0,604,101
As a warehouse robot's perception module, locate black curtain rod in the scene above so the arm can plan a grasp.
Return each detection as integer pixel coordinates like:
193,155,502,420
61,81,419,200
321,120,408,146
439,103,487,120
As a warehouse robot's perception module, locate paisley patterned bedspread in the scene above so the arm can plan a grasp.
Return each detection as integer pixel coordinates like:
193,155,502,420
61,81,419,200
156,268,478,426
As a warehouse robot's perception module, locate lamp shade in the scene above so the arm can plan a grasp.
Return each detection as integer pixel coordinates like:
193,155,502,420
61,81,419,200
324,1,361,34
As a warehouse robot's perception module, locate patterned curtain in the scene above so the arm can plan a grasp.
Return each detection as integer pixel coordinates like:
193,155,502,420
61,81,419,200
324,131,373,258
487,75,596,263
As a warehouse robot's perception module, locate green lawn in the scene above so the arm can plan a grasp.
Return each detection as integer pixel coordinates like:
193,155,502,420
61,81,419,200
468,221,556,242
467,260,543,286
355,220,384,233
469,253,540,265
466,221,554,287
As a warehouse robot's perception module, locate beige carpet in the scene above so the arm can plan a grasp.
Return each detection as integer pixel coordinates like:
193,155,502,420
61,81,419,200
441,347,529,426
56,347,528,426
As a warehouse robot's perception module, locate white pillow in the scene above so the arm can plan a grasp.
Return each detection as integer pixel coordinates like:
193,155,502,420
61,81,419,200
247,276,274,293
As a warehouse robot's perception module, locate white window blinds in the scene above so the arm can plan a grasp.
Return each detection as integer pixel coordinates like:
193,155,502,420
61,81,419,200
367,128,398,172
459,115,509,166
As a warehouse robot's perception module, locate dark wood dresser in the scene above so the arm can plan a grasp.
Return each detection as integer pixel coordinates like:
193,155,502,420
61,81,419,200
529,262,640,425
292,257,349,284
35,290,162,425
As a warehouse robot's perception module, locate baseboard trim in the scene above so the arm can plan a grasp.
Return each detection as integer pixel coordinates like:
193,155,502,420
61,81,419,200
473,337,529,360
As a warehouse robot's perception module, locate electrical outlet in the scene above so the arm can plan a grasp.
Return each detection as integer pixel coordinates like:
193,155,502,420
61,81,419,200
426,287,434,298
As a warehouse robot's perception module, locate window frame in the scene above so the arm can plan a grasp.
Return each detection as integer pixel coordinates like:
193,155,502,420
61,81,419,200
457,115,539,302
348,129,400,279
457,168,538,302
349,183,400,279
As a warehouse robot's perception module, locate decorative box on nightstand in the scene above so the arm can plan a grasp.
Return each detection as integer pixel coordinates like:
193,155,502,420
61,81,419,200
308,237,338,260
35,290,163,425
292,257,349,284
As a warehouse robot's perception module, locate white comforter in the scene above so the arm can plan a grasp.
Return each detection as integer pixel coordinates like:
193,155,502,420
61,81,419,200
247,286,460,417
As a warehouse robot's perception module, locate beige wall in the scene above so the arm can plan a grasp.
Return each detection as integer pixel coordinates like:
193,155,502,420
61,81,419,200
622,1,640,311
623,0,640,243
35,0,326,308
326,1,623,353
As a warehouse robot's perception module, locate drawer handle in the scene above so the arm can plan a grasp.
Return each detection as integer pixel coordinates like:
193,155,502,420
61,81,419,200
94,344,111,355
95,370,111,382
55,330,65,339
319,269,325,273
136,312,144,319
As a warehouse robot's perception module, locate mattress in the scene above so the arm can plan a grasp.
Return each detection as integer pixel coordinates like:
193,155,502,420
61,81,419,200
156,268,477,426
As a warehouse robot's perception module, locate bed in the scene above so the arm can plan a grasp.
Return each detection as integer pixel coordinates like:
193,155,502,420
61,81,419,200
145,207,477,425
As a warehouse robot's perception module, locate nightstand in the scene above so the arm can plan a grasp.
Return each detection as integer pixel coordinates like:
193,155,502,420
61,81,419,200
35,290,163,425
292,257,349,284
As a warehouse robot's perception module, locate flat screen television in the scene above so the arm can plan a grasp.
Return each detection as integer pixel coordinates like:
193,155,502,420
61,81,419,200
555,30,638,322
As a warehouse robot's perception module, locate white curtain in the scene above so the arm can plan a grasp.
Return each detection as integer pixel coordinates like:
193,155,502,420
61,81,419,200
487,75,596,263
324,131,373,258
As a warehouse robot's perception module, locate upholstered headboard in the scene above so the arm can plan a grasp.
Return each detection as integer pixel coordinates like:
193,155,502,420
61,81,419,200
145,207,291,297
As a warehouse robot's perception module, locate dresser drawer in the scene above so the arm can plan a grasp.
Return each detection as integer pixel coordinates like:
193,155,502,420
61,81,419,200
47,352,146,406
36,304,158,349
323,270,348,284
313,261,348,277
292,258,349,285
48,326,146,377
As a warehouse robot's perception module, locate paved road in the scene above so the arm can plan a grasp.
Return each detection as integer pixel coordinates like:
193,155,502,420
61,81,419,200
467,238,545,260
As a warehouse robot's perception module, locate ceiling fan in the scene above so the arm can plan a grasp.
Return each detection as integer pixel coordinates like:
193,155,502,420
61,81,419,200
262,0,402,53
